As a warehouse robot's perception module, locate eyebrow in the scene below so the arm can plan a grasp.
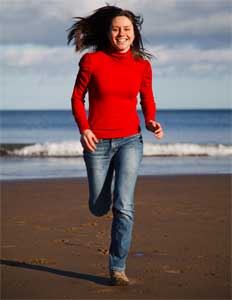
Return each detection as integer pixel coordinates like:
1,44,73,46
112,25,132,28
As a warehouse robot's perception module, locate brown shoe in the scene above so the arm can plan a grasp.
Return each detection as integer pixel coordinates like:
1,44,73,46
110,270,129,286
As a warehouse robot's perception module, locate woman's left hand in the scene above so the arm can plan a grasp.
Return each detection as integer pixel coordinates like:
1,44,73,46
146,120,164,139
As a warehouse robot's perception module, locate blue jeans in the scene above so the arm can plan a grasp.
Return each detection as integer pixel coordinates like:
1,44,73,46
83,133,143,272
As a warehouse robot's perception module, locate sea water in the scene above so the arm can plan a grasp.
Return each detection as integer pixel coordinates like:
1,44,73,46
0,110,231,180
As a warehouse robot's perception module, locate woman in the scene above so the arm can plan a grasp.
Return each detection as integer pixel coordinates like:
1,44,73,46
67,5,163,286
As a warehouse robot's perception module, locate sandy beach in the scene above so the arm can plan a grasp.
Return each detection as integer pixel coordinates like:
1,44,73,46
1,175,231,299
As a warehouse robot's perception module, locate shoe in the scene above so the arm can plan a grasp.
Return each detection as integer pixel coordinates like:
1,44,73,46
110,270,129,286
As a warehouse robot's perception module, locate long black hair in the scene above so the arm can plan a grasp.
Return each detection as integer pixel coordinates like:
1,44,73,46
67,4,152,60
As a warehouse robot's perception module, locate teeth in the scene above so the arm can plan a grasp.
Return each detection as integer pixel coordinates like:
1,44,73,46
117,38,127,42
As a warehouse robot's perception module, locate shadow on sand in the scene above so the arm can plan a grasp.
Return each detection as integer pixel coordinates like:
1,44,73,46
0,259,110,286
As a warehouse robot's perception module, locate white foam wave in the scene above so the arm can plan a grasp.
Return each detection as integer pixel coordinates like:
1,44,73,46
8,141,232,157
10,141,84,157
144,143,232,157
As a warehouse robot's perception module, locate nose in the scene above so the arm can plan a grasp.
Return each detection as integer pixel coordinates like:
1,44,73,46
118,28,125,36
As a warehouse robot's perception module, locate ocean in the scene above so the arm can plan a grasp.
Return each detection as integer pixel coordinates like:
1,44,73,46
0,109,231,180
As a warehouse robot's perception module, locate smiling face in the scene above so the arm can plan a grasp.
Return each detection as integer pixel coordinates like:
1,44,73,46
108,16,135,53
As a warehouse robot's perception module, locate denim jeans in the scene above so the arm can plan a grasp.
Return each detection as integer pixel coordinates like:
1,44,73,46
83,133,143,272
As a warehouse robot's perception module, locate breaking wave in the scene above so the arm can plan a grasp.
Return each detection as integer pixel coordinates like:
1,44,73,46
1,141,232,157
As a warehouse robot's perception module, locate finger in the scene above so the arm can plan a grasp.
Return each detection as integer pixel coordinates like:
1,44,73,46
86,135,97,151
92,134,99,144
155,132,163,139
80,135,92,151
155,128,162,134
81,131,97,151
85,142,95,152
88,135,97,149
83,136,96,151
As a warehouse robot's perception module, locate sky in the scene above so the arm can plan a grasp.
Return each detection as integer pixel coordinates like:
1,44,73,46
1,0,231,110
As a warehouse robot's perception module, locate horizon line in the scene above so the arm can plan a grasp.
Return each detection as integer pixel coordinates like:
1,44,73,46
0,108,231,111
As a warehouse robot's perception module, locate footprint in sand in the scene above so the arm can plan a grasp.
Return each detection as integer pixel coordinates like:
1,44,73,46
33,225,51,231
162,265,183,274
64,227,79,233
153,249,168,256
103,215,113,220
96,231,107,239
53,239,79,247
97,248,109,255
79,221,98,228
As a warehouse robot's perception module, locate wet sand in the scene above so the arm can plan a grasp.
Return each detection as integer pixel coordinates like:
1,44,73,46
1,175,231,299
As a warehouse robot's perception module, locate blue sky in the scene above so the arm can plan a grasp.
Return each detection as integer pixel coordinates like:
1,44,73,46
1,0,231,110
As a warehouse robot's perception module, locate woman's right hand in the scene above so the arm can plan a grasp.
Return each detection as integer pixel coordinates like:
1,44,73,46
80,129,99,152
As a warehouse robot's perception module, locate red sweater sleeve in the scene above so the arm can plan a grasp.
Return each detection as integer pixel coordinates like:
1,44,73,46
71,53,91,133
140,60,156,124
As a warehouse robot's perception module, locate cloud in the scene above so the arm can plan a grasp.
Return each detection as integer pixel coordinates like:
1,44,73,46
154,45,232,64
0,45,73,67
1,0,231,82
140,0,231,48
151,44,232,76
0,0,230,49
0,45,80,80
0,0,116,46
1,43,231,78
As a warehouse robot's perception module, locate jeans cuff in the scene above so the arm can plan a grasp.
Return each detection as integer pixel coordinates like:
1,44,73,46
109,266,125,272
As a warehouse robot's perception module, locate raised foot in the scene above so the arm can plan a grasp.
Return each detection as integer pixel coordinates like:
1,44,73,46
110,270,129,286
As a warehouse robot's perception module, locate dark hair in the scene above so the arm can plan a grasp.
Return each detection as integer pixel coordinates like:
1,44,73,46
67,4,152,60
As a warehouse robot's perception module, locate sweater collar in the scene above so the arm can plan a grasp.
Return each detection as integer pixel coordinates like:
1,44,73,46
107,48,132,60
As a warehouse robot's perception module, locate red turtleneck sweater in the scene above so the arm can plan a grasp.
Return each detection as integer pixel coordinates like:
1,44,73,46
71,49,156,138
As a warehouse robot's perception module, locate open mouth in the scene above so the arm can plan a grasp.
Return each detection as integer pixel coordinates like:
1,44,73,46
116,38,128,44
